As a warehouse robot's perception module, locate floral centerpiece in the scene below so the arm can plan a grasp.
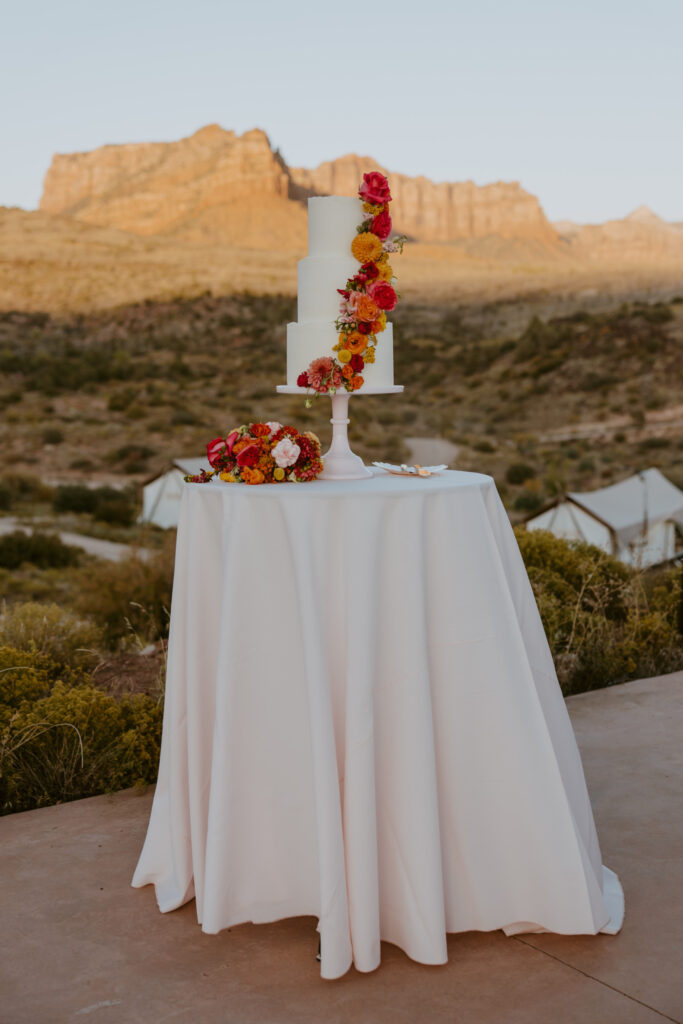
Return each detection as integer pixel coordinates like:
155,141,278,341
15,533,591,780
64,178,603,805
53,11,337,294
184,422,323,485
296,171,406,401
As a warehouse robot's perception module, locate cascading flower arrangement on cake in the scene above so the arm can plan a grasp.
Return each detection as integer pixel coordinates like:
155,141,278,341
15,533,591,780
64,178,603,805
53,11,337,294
185,422,323,485
296,172,405,399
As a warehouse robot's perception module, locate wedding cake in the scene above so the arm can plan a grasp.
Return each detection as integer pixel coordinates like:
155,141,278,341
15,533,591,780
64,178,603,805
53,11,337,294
285,172,404,395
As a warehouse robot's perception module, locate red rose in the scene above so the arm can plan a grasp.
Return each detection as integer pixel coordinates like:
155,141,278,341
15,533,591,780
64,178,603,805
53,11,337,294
349,354,365,372
236,444,260,468
357,322,371,334
359,171,392,206
206,437,226,467
361,262,379,279
371,209,392,241
367,280,397,311
297,371,309,388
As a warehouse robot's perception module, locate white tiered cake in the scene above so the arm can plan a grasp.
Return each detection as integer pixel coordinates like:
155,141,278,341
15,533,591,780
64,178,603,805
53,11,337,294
286,196,395,388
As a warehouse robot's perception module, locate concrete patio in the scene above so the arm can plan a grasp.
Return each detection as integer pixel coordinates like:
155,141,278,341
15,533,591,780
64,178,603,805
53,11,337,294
1,672,682,1024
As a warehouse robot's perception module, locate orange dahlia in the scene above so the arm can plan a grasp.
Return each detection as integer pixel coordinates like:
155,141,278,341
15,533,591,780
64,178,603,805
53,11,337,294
351,232,383,264
349,375,364,391
241,466,265,485
341,364,354,379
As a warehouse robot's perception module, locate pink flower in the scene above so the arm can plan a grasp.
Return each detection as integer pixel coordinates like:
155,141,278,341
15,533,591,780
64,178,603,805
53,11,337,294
265,421,283,435
367,280,397,311
272,437,301,468
225,430,240,454
307,356,334,390
359,171,392,205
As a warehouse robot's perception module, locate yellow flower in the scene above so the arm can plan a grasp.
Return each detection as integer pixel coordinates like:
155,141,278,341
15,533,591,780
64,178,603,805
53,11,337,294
220,471,236,482
351,232,383,264
337,348,352,364
378,262,393,282
362,202,383,214
364,346,376,363
273,467,285,481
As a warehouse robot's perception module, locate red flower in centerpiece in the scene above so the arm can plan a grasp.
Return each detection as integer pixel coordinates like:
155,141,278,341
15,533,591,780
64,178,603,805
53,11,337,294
367,280,397,311
250,423,270,437
359,171,392,205
236,444,260,468
349,353,365,372
206,437,226,467
361,262,379,280
371,209,392,240
357,322,371,335
297,371,309,388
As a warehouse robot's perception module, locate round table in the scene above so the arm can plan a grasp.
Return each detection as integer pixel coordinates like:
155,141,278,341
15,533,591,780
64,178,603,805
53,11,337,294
132,470,623,979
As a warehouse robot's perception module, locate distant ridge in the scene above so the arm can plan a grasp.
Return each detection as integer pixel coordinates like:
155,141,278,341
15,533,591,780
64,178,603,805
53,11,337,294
40,124,558,249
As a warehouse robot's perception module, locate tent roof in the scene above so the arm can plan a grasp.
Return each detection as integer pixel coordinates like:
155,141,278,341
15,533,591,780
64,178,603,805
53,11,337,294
567,468,683,547
172,457,206,475
142,457,206,487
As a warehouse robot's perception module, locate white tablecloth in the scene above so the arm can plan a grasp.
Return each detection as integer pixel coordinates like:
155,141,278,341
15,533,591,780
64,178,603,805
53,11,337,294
132,470,623,978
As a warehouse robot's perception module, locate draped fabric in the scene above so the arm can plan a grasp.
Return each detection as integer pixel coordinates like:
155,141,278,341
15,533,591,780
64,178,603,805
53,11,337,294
132,471,623,979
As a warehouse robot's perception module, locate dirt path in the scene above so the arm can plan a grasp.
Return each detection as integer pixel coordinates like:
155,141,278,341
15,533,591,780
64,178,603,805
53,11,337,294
0,516,153,562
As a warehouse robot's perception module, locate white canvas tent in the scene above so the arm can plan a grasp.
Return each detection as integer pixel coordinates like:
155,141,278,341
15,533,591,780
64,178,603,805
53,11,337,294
140,458,205,529
525,468,683,568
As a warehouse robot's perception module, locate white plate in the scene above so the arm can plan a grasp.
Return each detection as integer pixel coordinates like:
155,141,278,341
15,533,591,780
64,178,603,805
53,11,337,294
372,462,448,477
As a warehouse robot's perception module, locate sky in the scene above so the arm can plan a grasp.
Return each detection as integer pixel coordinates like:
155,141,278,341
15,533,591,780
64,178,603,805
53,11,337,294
1,0,682,224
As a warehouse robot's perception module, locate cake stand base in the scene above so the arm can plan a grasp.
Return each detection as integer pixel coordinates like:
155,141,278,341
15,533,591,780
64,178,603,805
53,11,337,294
276,384,403,481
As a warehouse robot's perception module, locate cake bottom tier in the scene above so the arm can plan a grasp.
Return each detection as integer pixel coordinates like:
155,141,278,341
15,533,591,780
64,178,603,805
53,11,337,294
286,322,394,389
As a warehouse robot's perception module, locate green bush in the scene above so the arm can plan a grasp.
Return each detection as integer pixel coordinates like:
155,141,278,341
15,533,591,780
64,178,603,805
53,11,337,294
0,602,102,671
54,484,98,515
76,541,174,648
53,484,136,526
0,532,81,570
506,462,536,485
0,682,163,814
517,529,683,695
0,646,54,727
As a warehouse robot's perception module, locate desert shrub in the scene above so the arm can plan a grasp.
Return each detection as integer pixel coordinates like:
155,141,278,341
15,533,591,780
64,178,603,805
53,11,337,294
0,473,54,504
42,427,64,445
0,602,102,671
93,492,136,526
0,532,81,570
0,646,54,726
506,462,536,485
0,682,163,814
513,491,544,513
53,484,136,525
517,529,683,694
53,484,98,515
76,541,175,648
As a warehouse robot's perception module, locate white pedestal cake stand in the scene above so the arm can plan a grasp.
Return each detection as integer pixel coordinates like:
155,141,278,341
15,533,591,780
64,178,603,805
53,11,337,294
276,385,404,480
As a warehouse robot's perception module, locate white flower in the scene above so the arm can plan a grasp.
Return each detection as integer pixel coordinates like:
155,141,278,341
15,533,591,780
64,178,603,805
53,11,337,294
265,421,283,435
272,437,301,468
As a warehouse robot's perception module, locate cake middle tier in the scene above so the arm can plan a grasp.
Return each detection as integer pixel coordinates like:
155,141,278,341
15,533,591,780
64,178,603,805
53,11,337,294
297,255,358,323
287,322,394,389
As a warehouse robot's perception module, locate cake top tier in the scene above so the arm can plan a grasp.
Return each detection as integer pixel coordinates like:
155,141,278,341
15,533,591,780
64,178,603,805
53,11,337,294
308,196,363,259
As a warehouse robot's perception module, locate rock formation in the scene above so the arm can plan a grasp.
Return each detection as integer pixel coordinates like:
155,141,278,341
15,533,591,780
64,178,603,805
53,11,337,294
40,125,307,249
40,125,558,248
290,154,558,244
